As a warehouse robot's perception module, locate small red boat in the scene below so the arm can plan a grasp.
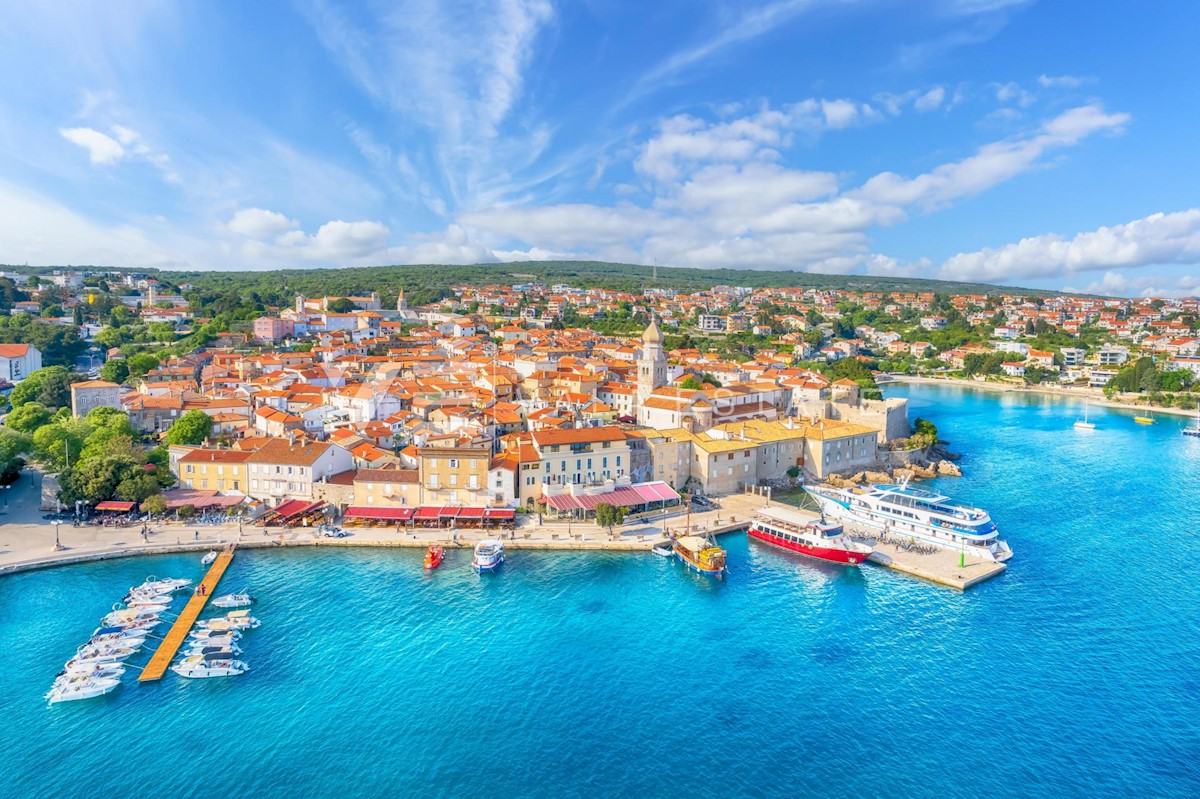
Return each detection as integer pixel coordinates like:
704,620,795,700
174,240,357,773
424,545,445,570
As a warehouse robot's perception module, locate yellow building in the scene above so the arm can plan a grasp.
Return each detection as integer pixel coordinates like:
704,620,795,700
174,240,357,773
352,468,420,507
417,445,492,506
177,448,252,493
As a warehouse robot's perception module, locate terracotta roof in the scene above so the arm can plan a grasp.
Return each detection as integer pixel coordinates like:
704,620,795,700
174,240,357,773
245,438,336,466
531,427,627,446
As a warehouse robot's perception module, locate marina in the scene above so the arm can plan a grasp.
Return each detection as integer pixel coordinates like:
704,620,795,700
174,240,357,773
138,547,235,682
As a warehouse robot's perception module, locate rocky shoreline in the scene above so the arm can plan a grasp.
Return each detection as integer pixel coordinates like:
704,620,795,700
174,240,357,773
829,441,963,488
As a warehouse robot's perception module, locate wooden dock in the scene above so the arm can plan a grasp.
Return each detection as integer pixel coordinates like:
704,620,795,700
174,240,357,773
138,547,235,682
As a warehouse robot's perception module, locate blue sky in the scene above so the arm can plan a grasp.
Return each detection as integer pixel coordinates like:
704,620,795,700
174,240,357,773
1,0,1199,296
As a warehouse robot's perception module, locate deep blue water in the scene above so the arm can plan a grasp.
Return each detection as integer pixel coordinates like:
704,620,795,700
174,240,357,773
2,385,1199,798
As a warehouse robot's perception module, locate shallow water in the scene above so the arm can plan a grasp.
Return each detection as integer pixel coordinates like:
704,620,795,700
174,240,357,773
2,384,1199,798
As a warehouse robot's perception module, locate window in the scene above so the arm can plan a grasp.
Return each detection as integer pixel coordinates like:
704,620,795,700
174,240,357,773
450,474,458,486
449,459,458,468
186,465,194,474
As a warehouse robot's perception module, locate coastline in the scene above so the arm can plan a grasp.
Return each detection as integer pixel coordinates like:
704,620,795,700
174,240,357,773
886,374,1200,420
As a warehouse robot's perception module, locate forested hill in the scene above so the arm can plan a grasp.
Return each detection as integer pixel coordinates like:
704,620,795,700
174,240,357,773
158,260,1062,309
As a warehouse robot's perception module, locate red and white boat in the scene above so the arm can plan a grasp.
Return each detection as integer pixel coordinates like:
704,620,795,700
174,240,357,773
748,505,873,566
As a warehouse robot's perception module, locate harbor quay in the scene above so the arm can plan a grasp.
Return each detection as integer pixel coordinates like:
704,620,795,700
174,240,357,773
0,490,1003,589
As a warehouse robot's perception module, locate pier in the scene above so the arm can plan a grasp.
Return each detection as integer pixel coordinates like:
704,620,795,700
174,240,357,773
138,546,235,682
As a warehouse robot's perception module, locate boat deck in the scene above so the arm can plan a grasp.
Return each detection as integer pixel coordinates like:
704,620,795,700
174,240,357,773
138,547,235,682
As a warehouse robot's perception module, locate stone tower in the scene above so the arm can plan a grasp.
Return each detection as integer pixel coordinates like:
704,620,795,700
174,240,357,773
296,293,306,315
396,288,408,312
637,316,667,404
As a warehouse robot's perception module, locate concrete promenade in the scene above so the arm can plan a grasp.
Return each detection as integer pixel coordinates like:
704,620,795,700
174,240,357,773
0,471,1004,589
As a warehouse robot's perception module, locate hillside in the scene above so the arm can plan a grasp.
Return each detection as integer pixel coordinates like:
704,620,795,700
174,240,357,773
156,260,1064,307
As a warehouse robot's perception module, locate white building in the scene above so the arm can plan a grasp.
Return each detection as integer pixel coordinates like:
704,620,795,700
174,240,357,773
0,343,42,383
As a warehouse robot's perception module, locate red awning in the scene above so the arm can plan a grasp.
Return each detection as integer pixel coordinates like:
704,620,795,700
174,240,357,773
439,506,461,518
345,506,415,521
95,500,135,512
457,507,485,518
279,500,325,520
485,508,516,520
413,506,442,520
269,499,308,518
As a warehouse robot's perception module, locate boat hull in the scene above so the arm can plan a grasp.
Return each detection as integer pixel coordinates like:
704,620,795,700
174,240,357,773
747,525,869,566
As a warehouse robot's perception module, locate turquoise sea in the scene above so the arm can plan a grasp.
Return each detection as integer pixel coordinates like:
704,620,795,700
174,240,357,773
2,384,1199,798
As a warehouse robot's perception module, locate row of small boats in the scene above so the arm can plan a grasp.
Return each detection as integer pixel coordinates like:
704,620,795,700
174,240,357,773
172,591,258,678
423,541,506,573
46,576,193,704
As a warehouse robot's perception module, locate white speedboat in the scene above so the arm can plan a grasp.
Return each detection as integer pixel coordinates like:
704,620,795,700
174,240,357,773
804,476,1013,562
171,654,249,678
124,588,173,606
60,661,126,680
211,591,254,609
472,540,505,572
197,610,259,630
76,643,138,661
188,629,242,644
103,607,165,626
183,643,243,658
88,631,147,650
46,676,120,703
136,577,192,593
200,551,219,566
651,541,674,557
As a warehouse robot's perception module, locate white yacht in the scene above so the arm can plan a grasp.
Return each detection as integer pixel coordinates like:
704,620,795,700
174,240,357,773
183,643,243,658
46,676,120,703
60,661,126,680
472,540,505,572
103,607,165,626
75,643,139,662
196,610,260,630
171,654,249,678
124,593,172,608
88,631,147,649
1074,401,1096,430
188,629,242,644
804,477,1013,562
200,551,219,566
211,591,254,609
136,577,192,594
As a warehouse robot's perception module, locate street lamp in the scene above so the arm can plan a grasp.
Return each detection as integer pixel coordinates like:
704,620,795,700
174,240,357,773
53,520,62,551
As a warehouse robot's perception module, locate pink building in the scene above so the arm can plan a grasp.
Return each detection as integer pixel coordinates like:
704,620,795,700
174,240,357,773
253,317,295,343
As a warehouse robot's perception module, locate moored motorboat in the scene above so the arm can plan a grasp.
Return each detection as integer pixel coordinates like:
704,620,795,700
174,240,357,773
200,551,218,566
103,607,166,626
46,676,120,702
211,590,254,609
171,654,249,678
195,612,259,632
651,540,674,557
60,661,126,680
76,643,138,661
88,631,147,649
748,506,873,566
183,643,243,658
136,577,192,594
1183,403,1200,437
424,545,445,570
472,540,505,572
672,534,727,576
188,629,242,644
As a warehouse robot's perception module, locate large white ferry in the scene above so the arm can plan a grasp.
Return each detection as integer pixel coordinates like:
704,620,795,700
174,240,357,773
803,478,1013,562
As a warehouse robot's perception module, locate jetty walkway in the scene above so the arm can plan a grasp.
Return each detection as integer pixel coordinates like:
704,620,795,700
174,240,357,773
139,546,235,681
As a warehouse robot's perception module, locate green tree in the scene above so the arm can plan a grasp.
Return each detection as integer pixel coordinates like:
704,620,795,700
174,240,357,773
115,472,162,503
126,352,161,380
163,410,213,447
99,359,129,384
595,502,626,535
141,493,167,514
5,402,52,433
326,297,357,313
31,423,86,471
36,368,75,409
0,428,30,482
9,366,69,408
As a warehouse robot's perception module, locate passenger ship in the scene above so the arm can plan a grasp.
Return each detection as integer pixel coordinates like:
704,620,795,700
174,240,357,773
748,505,873,566
803,478,1013,562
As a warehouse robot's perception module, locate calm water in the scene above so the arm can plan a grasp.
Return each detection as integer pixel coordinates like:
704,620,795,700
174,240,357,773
2,385,1199,798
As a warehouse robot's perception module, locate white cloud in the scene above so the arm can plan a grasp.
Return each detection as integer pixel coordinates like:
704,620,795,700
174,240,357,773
59,123,178,181
939,209,1200,282
59,127,125,164
913,86,946,112
227,208,299,239
854,104,1128,210
1037,74,1090,89
993,81,1036,107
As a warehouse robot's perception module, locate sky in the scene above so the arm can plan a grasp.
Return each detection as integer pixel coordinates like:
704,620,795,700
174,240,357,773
1,0,1199,296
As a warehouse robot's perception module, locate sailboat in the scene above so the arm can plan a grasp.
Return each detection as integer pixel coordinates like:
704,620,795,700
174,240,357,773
1074,401,1096,430
1134,411,1156,425
1184,403,1200,438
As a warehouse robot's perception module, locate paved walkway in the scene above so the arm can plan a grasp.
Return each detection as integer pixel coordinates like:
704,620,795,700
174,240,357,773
0,476,772,575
